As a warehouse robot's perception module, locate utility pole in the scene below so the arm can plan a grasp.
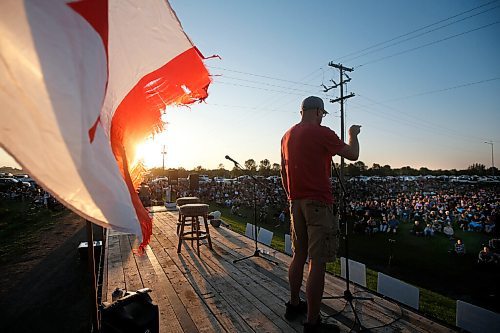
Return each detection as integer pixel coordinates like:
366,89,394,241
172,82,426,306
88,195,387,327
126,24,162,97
484,141,495,176
161,145,167,172
322,63,373,332
325,62,355,179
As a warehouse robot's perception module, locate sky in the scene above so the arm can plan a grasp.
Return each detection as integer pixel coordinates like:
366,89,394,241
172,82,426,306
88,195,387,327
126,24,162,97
1,0,499,171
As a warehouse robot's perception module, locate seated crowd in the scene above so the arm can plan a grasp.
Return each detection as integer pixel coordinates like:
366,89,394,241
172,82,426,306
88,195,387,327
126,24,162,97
141,175,499,266
348,178,499,237
348,178,499,267
5,172,498,269
165,175,499,241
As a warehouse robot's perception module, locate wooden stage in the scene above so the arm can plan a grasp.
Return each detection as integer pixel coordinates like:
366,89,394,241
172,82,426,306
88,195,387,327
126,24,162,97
102,210,457,332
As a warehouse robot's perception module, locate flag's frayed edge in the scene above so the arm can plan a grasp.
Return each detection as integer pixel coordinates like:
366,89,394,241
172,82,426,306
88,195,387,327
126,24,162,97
110,46,211,253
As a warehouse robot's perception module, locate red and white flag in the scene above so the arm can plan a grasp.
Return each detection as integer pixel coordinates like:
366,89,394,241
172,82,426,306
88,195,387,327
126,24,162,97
0,0,211,250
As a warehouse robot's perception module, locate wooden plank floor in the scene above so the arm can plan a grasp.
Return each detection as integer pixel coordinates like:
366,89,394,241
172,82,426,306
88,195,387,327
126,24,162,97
103,210,458,333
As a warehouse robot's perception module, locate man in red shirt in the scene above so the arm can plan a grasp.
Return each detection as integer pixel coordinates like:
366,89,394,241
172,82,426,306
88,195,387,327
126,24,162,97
281,96,361,332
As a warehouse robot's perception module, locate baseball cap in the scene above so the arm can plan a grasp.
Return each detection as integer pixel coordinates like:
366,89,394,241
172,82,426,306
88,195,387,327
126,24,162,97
301,96,328,114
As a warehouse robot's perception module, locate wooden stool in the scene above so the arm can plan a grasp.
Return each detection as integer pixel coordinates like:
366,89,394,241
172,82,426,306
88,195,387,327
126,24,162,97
177,204,212,256
176,197,200,234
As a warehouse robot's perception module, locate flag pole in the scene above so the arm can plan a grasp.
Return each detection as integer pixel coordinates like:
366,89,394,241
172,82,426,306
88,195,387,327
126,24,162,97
86,220,100,332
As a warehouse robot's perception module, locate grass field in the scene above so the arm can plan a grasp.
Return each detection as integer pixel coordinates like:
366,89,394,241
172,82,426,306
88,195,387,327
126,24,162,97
208,202,500,326
0,199,70,264
0,198,91,332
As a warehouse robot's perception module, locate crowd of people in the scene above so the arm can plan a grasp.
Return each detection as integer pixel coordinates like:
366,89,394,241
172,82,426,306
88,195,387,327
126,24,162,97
6,168,497,269
170,176,499,235
0,176,63,210
348,177,498,234
347,177,499,266
164,174,500,268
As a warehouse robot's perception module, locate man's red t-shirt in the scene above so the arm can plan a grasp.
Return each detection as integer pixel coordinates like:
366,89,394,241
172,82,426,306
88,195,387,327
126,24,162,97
281,123,346,204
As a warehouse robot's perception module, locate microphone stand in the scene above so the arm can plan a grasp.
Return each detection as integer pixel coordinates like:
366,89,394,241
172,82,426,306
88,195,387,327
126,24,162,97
225,156,278,265
322,162,372,331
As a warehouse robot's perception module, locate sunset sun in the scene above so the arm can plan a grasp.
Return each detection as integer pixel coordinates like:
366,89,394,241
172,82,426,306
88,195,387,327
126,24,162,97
135,110,192,169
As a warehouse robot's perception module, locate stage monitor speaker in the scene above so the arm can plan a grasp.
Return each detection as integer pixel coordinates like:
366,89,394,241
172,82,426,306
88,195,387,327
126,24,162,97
101,288,159,333
168,169,179,182
77,241,102,261
188,173,199,190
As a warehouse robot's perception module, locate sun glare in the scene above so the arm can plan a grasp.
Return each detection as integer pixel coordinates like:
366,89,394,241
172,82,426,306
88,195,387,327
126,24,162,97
137,110,195,169
135,131,169,169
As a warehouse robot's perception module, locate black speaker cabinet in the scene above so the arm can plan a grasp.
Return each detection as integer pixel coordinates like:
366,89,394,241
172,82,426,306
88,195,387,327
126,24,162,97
101,288,159,333
188,173,199,190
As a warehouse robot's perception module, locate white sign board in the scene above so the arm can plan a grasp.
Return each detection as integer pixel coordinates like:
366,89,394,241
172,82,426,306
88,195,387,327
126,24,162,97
284,234,293,256
456,300,500,333
245,223,258,240
377,273,419,309
340,257,367,287
257,228,273,246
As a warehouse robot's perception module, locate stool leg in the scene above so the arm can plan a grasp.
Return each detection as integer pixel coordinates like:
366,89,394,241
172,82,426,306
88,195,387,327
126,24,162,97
203,214,212,250
177,213,182,235
177,215,186,253
190,216,195,248
195,216,201,257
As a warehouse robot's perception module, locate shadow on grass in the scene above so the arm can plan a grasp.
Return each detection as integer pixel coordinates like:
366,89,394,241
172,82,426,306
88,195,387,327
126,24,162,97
0,203,99,333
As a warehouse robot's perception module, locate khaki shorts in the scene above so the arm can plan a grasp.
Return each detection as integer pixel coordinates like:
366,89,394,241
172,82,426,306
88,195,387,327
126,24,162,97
290,199,340,263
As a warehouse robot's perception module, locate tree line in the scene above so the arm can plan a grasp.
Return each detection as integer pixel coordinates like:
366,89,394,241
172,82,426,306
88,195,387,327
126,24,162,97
2,161,496,180
147,160,498,179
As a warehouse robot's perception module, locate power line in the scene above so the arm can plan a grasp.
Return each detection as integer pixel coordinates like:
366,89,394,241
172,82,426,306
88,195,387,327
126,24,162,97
213,80,320,96
348,115,481,156
207,66,324,116
216,75,324,94
230,67,326,128
207,67,326,133
208,103,293,114
356,20,500,68
207,69,324,130
211,62,495,138
254,68,324,109
349,99,442,133
346,90,500,157
337,0,500,61
380,76,500,103
208,66,327,122
207,65,320,87
343,3,500,63
353,94,490,142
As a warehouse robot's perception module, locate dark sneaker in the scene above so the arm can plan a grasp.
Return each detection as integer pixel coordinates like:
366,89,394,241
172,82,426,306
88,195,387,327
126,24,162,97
284,299,307,321
303,318,339,333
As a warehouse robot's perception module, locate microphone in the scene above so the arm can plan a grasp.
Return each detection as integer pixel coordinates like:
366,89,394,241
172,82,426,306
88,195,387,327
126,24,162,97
225,155,239,166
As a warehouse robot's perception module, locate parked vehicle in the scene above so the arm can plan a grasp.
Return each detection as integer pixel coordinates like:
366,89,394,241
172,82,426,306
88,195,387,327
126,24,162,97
0,177,20,191
266,176,280,183
213,177,225,183
199,175,210,183
151,177,168,183
237,175,251,182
